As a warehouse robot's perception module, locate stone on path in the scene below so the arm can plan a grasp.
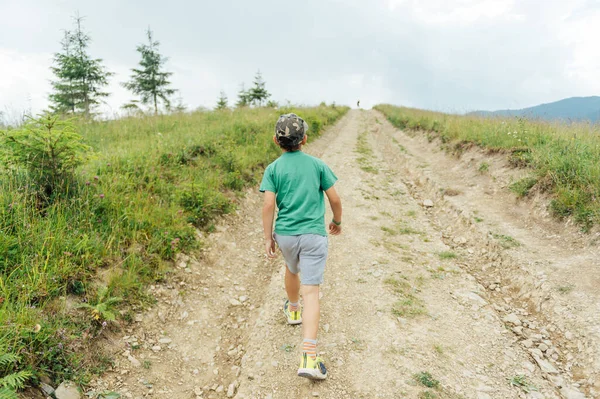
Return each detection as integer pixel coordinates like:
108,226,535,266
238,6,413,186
55,381,81,399
503,313,522,326
227,383,236,398
560,387,586,399
423,199,434,208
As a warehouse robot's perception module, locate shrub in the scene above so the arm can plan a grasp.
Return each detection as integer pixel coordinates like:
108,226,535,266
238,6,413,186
0,114,92,202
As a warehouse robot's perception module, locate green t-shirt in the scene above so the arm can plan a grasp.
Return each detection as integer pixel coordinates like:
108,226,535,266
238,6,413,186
260,151,338,236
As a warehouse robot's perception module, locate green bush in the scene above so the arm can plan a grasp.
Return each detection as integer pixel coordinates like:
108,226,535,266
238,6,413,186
0,114,92,202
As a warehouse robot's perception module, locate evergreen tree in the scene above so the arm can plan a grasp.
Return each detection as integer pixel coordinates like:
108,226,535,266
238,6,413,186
216,91,228,110
123,28,176,115
248,70,270,106
49,31,77,114
49,16,112,117
235,84,250,108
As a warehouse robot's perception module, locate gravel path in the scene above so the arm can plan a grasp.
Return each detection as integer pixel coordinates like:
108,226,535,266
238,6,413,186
86,110,599,399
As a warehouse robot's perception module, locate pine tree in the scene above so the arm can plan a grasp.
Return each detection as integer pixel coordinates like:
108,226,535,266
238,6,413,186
235,84,250,108
216,91,228,110
49,15,112,117
123,28,177,115
49,31,77,114
248,70,271,106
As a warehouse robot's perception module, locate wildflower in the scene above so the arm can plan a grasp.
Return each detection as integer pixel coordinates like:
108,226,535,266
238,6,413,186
85,181,91,186
33,324,41,333
94,176,99,181
99,194,105,199
102,321,108,328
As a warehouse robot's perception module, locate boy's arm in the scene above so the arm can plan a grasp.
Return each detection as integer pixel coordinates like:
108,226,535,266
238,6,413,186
325,186,343,235
262,191,277,258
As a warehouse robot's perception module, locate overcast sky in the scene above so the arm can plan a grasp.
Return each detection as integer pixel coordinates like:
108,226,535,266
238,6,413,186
1,0,600,118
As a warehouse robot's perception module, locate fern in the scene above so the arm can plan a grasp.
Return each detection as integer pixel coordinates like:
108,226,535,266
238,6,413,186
0,386,18,399
0,370,32,390
0,355,18,368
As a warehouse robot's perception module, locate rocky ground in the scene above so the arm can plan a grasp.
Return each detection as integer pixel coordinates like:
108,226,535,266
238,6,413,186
37,110,600,399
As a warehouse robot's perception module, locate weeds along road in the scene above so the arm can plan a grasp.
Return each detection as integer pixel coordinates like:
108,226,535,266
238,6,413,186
89,110,599,399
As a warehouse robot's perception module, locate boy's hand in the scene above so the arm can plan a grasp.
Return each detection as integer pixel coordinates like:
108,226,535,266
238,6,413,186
329,222,342,235
265,238,277,258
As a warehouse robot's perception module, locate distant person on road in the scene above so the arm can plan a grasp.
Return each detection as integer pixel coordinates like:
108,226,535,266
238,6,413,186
357,100,360,108
260,113,343,381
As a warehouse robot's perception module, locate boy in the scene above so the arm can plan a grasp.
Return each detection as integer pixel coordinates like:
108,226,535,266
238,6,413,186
260,113,342,380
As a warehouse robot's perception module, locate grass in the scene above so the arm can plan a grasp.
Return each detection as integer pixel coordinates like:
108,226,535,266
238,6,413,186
414,371,440,389
510,176,539,197
382,240,407,252
385,277,426,318
557,284,574,294
478,162,490,172
509,375,537,393
391,137,408,153
438,251,457,260
356,130,379,174
0,105,348,387
491,232,521,248
375,104,600,231
382,223,423,236
398,226,422,235
381,226,398,235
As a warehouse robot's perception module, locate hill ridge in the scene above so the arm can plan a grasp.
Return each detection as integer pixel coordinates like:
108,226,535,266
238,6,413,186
470,95,600,122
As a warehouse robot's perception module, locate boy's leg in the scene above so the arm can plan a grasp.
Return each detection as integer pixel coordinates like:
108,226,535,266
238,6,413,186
301,285,319,340
285,267,300,305
297,235,328,380
274,234,302,324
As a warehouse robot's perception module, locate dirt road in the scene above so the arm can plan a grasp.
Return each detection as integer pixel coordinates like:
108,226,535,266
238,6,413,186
91,110,600,399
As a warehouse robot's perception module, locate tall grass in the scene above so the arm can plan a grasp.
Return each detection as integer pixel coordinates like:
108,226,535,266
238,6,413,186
0,104,348,386
375,104,600,231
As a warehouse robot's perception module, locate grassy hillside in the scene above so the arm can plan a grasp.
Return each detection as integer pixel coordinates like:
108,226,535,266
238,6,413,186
470,96,600,122
0,105,348,387
375,104,600,231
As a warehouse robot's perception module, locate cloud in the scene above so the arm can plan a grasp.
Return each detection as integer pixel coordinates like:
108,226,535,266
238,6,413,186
0,49,53,116
388,0,518,25
1,0,600,116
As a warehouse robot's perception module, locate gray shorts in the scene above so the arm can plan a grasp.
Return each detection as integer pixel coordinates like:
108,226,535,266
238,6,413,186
274,233,328,285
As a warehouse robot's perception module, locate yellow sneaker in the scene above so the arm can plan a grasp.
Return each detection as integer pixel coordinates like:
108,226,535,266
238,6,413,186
283,300,302,325
297,353,327,380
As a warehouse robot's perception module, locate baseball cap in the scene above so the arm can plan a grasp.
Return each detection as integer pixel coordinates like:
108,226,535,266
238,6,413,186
275,113,308,147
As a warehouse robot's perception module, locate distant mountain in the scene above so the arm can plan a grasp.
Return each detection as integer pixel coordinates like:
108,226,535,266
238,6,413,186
469,96,600,122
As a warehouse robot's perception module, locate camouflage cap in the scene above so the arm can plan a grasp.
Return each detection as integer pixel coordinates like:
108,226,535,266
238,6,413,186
275,113,308,147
